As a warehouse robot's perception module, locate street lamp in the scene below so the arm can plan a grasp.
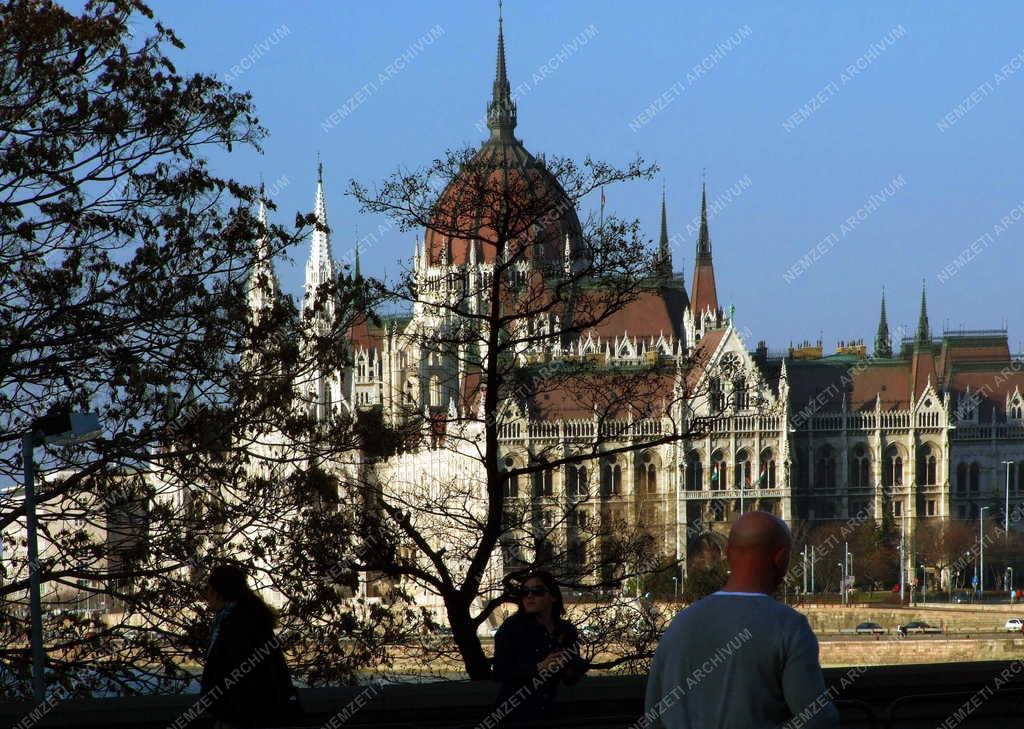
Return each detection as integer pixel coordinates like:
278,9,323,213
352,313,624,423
843,541,850,605
672,575,679,600
980,506,990,598
1002,461,1015,538
920,564,927,604
1007,567,1014,601
837,562,845,605
22,411,101,702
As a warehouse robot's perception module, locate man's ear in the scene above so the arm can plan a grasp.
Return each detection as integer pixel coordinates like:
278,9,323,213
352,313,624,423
773,546,791,571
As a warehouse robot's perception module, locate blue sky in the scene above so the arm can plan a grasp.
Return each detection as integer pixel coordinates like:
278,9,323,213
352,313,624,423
141,1,1023,351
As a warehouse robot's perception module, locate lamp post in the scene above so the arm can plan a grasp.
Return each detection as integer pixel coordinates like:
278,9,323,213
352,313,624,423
802,545,808,594
838,562,845,605
672,576,678,600
980,506,990,599
965,551,973,600
811,545,815,596
844,541,849,605
1007,567,1014,602
1002,461,1015,538
899,526,906,603
920,564,927,604
22,411,101,702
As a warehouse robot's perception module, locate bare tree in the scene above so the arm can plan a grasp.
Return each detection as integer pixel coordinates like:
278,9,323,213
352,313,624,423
345,131,723,678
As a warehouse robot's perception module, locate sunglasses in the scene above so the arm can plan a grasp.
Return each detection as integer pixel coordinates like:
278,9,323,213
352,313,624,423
521,586,549,597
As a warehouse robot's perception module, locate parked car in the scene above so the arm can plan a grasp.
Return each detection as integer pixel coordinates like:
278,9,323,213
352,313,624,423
896,621,942,636
854,621,886,635
1004,618,1024,632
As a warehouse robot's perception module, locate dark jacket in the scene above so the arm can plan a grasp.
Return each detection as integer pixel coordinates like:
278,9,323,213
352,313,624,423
200,601,295,728
492,612,586,723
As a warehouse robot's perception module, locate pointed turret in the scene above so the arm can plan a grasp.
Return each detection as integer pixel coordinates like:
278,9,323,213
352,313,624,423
696,183,711,260
911,280,937,399
486,7,517,140
916,281,931,344
874,288,892,358
689,182,719,317
354,235,362,280
247,185,279,316
303,160,336,316
656,186,672,278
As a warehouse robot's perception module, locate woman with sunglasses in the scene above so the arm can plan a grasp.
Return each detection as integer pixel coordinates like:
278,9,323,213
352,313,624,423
491,571,588,724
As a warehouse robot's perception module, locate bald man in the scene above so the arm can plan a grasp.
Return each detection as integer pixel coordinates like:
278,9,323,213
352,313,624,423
642,512,839,729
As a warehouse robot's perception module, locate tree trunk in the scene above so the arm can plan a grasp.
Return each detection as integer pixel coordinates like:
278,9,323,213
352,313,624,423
448,602,491,679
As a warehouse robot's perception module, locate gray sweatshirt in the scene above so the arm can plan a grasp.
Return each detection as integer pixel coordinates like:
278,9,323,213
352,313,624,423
642,591,840,729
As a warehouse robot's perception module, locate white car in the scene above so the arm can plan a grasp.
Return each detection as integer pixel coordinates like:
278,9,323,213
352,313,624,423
1004,618,1023,632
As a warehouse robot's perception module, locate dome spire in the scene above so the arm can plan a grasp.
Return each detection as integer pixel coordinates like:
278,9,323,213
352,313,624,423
486,1,517,140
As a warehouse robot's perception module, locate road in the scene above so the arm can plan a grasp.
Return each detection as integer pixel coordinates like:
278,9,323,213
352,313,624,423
822,630,1021,641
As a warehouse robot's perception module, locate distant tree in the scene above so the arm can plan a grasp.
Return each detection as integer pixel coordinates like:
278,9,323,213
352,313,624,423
682,562,727,602
915,519,974,594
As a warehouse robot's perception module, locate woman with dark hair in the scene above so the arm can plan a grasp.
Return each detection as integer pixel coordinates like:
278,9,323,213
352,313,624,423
200,565,296,729
491,571,589,724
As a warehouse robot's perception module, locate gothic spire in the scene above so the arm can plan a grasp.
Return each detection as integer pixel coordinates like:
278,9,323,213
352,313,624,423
696,181,711,260
247,183,279,316
689,180,719,317
304,160,335,315
486,4,517,140
916,280,931,344
656,185,672,277
354,233,362,280
874,288,892,358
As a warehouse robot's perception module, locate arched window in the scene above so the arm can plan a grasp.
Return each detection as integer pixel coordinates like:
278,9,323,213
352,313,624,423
916,444,937,485
532,460,553,497
733,377,748,410
429,374,442,407
969,462,980,493
602,456,622,496
711,450,727,490
795,447,809,490
883,445,903,487
502,455,519,498
759,449,776,488
815,446,837,489
710,377,725,413
734,450,751,489
638,452,658,494
850,445,871,488
686,452,703,490
566,463,588,497
956,462,967,495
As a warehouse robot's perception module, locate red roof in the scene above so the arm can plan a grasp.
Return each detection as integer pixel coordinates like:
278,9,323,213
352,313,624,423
584,287,685,341
423,139,581,266
690,260,719,315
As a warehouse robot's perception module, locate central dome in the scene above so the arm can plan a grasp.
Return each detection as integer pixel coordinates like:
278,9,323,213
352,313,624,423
424,19,581,267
